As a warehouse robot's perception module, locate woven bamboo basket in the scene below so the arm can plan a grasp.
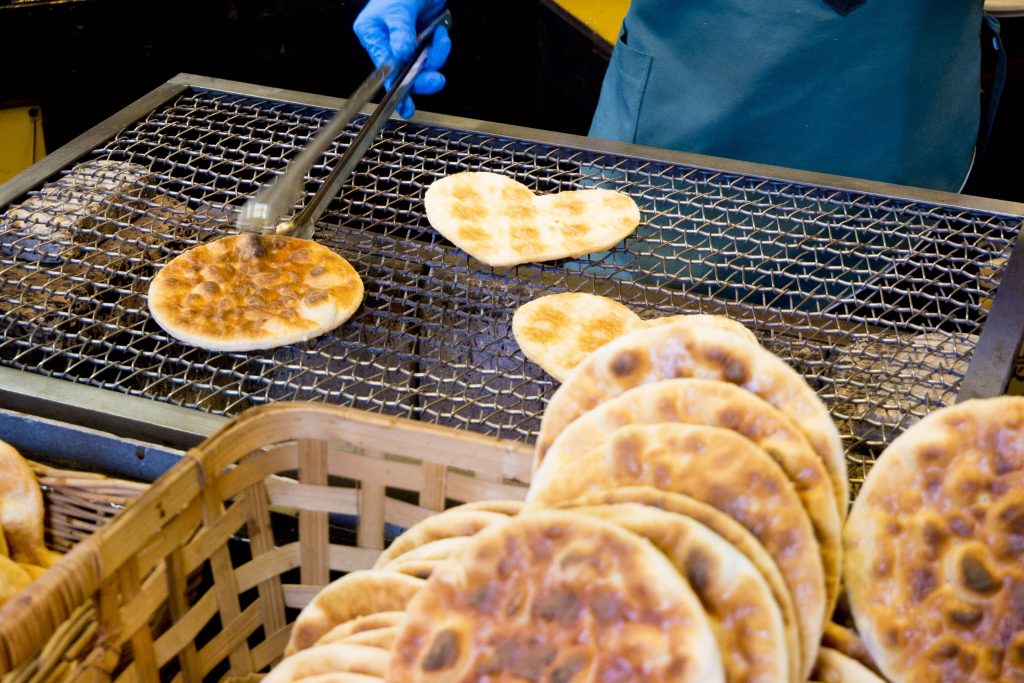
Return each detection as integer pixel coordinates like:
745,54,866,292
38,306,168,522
1,462,148,682
0,402,533,682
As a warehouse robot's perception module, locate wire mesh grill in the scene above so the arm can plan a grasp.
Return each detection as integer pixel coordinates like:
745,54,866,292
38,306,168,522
0,86,1021,493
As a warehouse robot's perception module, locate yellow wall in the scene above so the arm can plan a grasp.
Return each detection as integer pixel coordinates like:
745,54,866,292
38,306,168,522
0,106,46,184
556,0,1021,44
552,0,628,44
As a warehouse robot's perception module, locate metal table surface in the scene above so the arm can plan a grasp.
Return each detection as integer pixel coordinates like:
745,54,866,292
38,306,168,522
1,74,1023,494
0,406,181,482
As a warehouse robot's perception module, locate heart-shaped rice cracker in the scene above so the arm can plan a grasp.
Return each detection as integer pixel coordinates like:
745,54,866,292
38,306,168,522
424,172,640,267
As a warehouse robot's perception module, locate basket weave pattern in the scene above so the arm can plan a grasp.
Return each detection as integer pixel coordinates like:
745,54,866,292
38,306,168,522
1,403,532,682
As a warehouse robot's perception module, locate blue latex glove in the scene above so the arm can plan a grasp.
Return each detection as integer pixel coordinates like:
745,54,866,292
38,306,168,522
353,0,451,119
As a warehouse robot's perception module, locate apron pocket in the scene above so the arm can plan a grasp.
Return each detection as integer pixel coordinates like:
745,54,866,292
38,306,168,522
592,27,653,144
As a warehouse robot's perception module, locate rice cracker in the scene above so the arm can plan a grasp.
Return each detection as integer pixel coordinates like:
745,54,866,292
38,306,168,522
534,322,849,519
527,423,826,679
263,642,389,682
572,502,793,683
810,648,886,683
149,233,363,351
844,396,1024,682
561,486,802,682
512,291,756,381
538,378,842,619
285,571,423,656
388,510,724,682
0,440,61,567
423,172,640,267
373,509,508,569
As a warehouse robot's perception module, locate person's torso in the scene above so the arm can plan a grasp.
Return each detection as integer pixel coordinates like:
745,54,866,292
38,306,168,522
590,0,984,191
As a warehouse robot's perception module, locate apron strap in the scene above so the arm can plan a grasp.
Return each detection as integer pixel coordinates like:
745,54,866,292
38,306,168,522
978,14,1007,156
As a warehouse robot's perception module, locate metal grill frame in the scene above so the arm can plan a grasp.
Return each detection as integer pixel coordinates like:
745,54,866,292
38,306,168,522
2,73,1024,454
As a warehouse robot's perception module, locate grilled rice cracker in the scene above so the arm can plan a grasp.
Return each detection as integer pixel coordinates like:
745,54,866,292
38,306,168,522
388,510,725,683
540,378,842,617
378,536,468,569
337,626,399,650
513,293,637,381
561,486,802,681
288,675,382,683
811,648,886,683
382,527,513,578
384,558,444,580
0,554,33,608
16,562,47,580
148,233,363,352
285,571,424,656
264,642,389,682
648,314,758,342
512,292,757,382
527,423,825,679
444,499,523,516
822,623,884,677
0,440,61,568
315,612,406,648
573,502,793,683
423,172,640,267
844,396,1024,683
535,322,849,520
373,509,508,569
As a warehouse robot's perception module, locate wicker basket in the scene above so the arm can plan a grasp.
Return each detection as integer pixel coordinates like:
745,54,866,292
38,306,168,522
1,462,148,682
0,402,533,681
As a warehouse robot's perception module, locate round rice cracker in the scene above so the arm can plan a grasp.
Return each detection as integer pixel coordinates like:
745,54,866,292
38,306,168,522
572,502,792,683
264,643,389,682
148,233,364,352
512,290,759,384
337,626,399,650
540,377,842,616
844,396,1024,682
644,313,758,345
379,538,475,580
315,611,406,648
0,439,61,567
810,648,886,683
384,558,443,581
446,499,523,516
285,571,424,656
380,537,471,569
289,675,382,683
561,486,802,682
821,623,883,677
388,510,725,683
534,322,848,520
526,423,825,680
373,509,509,569
0,554,34,607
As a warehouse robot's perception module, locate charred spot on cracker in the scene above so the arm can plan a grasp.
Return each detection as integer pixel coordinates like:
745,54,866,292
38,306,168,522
609,349,641,378
550,652,588,683
422,629,460,671
959,552,1001,596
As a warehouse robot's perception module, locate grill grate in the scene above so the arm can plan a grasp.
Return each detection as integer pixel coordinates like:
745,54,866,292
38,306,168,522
1,87,1021,493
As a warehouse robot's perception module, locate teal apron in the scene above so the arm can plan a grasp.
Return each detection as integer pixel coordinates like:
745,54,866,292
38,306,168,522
590,0,984,192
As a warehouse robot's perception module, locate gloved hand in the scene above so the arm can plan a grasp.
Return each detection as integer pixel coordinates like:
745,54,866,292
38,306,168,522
353,0,451,119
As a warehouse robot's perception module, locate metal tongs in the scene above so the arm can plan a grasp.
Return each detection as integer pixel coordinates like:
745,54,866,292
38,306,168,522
237,10,452,240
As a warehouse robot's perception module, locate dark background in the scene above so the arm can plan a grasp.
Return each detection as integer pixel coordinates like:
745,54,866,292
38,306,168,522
0,0,1020,203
